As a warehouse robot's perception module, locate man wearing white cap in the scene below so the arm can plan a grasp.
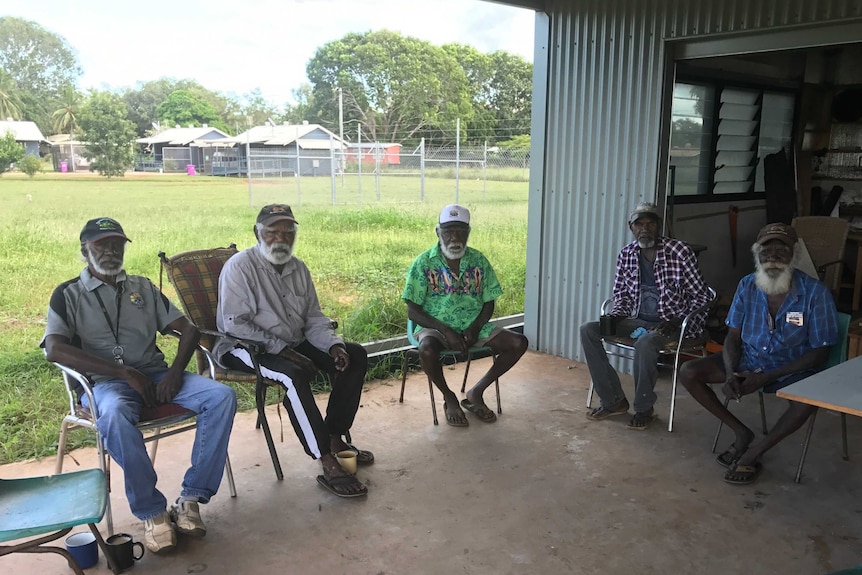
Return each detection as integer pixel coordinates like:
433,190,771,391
402,204,528,426
580,202,710,430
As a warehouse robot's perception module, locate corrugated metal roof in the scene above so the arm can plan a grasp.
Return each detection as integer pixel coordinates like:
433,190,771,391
225,123,343,146
0,120,46,142
136,127,229,145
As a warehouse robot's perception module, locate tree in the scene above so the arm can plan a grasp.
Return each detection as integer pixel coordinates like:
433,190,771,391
52,85,80,135
241,87,280,127
0,69,22,120
78,91,136,178
18,153,41,177
0,131,24,175
123,78,238,137
306,30,473,145
155,89,230,133
281,83,318,125
0,17,82,132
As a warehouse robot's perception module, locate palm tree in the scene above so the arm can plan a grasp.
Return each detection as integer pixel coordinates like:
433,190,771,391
52,85,81,171
0,69,22,120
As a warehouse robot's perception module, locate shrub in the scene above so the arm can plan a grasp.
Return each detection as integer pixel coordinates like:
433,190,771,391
18,154,42,177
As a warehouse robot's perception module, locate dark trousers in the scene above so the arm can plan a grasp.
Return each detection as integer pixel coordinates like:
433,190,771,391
223,341,367,460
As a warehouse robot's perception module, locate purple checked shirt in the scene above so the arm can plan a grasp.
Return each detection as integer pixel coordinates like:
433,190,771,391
609,237,710,336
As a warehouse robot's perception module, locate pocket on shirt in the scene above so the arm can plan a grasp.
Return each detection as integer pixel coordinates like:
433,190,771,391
782,322,808,347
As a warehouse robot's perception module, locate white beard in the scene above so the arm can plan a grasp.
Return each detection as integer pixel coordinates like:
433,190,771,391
85,246,124,276
440,243,466,260
257,241,293,265
637,238,656,249
754,262,793,295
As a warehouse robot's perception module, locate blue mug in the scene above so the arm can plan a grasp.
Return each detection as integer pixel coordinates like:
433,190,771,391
65,531,99,569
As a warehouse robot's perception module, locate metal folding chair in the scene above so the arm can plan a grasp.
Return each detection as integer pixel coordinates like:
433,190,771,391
586,286,718,432
399,318,501,425
53,360,236,535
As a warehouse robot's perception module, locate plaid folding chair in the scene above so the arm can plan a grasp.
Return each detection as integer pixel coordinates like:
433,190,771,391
158,245,286,480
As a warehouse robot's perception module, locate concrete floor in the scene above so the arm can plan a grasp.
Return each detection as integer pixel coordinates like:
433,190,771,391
3,350,861,575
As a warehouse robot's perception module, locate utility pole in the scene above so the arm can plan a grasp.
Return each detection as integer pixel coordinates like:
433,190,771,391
455,118,460,203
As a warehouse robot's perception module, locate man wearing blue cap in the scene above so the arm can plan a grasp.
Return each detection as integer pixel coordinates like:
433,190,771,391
402,204,528,427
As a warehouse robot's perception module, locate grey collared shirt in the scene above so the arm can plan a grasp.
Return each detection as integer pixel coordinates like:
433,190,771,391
213,246,343,364
42,268,184,382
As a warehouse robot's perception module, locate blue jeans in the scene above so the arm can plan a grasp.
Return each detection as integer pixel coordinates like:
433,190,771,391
86,370,237,520
580,318,675,414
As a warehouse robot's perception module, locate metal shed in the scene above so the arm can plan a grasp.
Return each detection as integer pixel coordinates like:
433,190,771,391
491,0,862,361
0,119,46,157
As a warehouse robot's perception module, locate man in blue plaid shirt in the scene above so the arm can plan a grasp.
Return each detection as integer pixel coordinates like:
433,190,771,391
581,202,710,430
680,223,837,485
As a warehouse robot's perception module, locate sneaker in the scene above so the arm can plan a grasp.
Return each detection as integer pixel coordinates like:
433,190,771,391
586,398,630,420
143,511,177,553
170,500,207,537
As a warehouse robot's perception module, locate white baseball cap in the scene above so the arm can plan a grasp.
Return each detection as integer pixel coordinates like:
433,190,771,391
439,204,470,227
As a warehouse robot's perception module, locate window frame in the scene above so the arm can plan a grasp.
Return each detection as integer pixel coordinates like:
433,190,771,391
669,72,799,205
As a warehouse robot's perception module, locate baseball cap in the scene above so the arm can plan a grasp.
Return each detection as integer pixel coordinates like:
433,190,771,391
628,202,662,225
756,223,798,247
79,217,131,243
439,204,470,228
257,204,298,226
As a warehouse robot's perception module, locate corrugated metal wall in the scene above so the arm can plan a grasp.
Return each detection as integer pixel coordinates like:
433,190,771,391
525,0,862,361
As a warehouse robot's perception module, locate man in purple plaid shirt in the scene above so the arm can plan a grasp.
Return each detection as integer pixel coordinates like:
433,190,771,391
580,202,710,430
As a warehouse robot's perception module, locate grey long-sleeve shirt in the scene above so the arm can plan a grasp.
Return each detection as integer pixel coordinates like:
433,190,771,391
213,246,343,365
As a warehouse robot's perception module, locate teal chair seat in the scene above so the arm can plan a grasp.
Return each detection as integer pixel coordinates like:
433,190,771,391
0,468,119,574
399,319,501,424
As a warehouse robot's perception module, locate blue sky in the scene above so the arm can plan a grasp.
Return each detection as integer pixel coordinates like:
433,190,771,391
3,0,535,107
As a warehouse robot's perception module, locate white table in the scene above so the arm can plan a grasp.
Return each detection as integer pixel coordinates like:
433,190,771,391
776,355,862,482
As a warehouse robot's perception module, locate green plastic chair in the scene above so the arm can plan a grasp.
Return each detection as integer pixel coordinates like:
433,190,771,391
399,318,501,425
0,468,119,574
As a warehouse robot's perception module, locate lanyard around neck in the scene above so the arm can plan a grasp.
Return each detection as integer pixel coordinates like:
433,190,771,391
93,282,125,362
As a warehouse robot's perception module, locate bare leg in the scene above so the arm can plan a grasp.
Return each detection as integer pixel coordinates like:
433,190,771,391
418,337,466,425
737,401,816,466
679,358,755,452
465,330,528,406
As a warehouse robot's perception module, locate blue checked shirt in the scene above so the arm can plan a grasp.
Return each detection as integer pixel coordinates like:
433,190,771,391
610,237,710,336
726,269,837,374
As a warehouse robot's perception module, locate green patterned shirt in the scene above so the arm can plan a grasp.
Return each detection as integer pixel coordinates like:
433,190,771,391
402,244,503,338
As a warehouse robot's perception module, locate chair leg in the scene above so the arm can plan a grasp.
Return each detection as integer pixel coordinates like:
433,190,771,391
759,392,768,435
586,380,594,409
794,408,819,484
427,376,438,425
55,418,72,474
494,378,501,414
668,362,681,432
255,381,284,481
89,523,120,575
399,350,412,403
711,397,731,453
460,354,472,394
148,428,161,462
225,453,237,498
841,413,849,461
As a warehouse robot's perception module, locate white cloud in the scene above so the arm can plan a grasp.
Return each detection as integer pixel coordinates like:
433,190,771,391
2,0,535,106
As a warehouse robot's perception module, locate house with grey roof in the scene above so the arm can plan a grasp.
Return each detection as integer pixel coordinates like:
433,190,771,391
0,119,47,157
135,125,230,172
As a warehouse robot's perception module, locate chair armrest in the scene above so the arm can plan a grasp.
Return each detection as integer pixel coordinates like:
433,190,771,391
198,328,267,356
52,362,100,420
816,260,843,279
600,297,614,315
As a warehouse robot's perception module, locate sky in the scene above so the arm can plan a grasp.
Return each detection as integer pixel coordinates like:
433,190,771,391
3,0,536,107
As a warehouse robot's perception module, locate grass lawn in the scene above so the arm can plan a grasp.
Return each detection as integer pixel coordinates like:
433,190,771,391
0,171,528,463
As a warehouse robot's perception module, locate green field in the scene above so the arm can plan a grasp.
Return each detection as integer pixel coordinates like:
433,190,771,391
0,172,528,463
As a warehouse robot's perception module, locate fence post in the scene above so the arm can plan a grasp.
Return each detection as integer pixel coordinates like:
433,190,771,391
375,141,381,201
420,138,425,202
357,124,363,209
455,118,460,203
483,140,487,201
330,134,337,205
295,127,302,206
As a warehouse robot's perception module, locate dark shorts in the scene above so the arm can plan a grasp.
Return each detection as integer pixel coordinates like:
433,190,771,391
701,353,818,394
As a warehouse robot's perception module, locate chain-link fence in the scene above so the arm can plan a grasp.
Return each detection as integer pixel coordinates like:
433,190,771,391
242,141,530,207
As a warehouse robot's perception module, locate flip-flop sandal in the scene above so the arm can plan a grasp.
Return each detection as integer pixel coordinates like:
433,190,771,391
344,443,375,465
723,461,763,485
443,401,469,427
460,399,497,423
716,444,746,469
626,411,656,430
316,474,368,498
